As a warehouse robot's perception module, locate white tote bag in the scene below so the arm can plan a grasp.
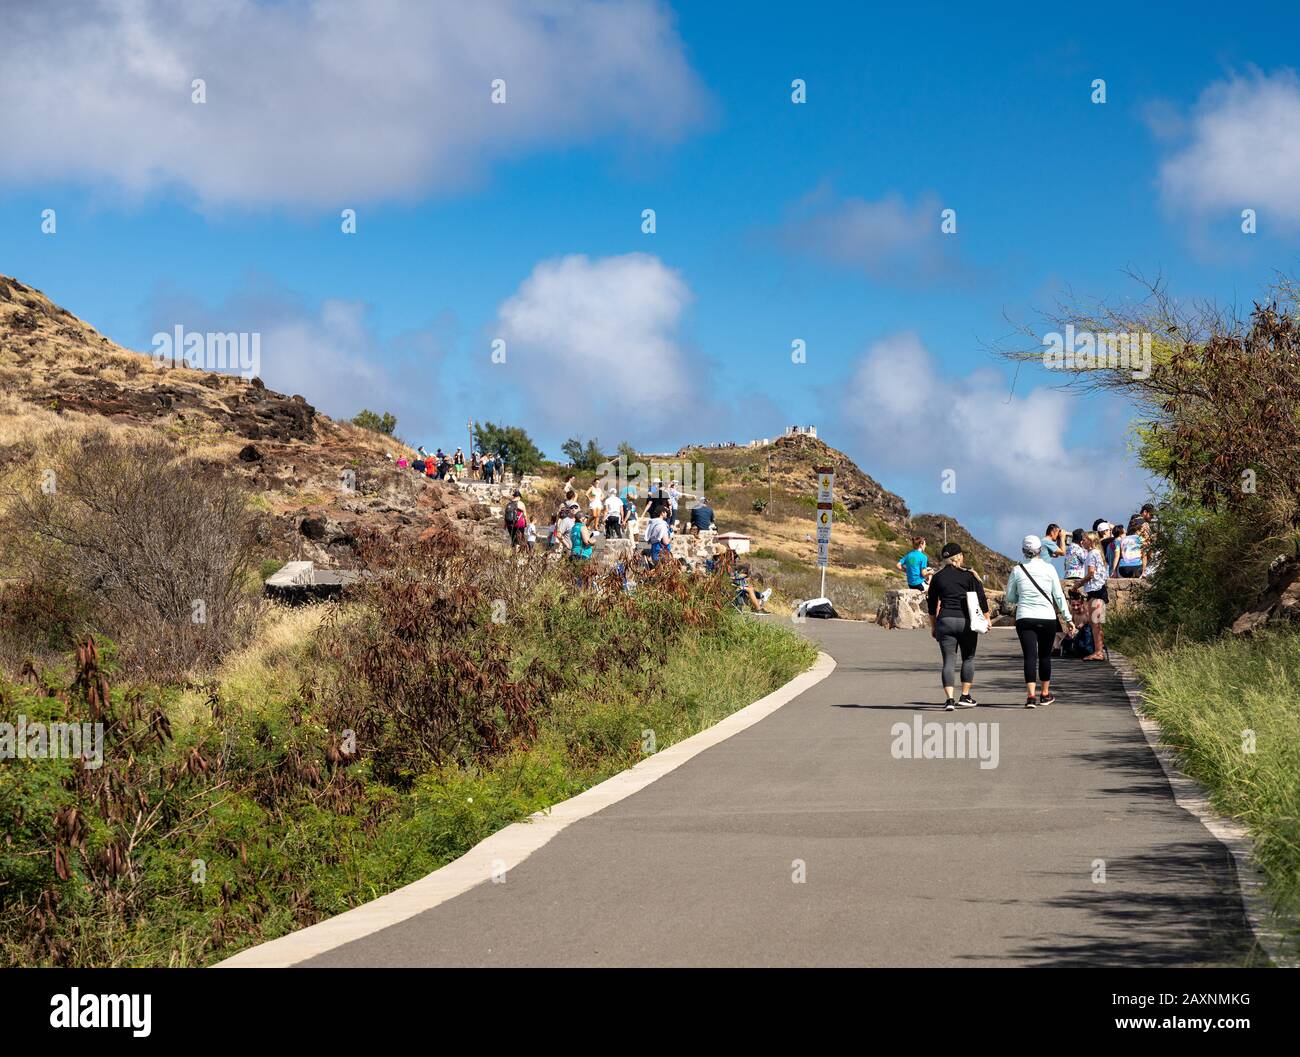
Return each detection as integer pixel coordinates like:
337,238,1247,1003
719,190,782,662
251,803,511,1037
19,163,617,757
966,591,990,634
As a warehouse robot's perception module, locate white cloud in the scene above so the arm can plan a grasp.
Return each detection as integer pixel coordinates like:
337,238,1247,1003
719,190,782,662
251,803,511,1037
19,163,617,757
0,0,706,208
491,252,702,444
777,188,955,280
835,332,1149,553
143,282,453,441
1158,69,1300,226
139,255,705,454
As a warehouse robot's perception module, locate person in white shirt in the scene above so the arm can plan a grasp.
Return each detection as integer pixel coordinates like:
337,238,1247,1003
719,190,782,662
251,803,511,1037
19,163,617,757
645,512,671,564
1062,528,1088,586
1004,534,1075,709
666,479,681,522
603,488,625,538
555,502,577,554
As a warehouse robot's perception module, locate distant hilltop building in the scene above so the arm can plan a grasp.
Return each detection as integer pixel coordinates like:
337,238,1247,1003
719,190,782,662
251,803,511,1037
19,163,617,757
674,425,816,451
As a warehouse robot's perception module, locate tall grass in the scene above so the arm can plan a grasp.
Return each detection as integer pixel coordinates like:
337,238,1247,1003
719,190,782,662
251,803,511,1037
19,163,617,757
1120,629,1300,955
1108,494,1300,956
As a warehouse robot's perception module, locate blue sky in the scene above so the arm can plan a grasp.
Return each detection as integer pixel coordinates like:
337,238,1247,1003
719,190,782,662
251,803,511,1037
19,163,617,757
3,1,1299,552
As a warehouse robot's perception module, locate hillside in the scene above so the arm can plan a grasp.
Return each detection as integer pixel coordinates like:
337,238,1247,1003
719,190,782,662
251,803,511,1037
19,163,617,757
0,275,491,568
664,435,1010,614
523,433,1010,618
0,274,1009,617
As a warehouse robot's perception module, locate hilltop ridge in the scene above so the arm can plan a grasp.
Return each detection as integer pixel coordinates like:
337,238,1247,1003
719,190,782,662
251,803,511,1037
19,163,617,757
669,434,1011,596
0,274,1009,608
0,275,490,567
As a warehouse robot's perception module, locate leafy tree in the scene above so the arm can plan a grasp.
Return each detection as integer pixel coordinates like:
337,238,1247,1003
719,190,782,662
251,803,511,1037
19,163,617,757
562,436,605,471
352,409,397,436
616,441,639,464
1004,275,1300,550
474,421,544,474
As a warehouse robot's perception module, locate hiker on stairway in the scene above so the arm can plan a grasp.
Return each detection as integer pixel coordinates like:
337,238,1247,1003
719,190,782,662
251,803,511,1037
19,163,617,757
602,486,625,539
504,490,527,548
586,476,605,530
644,504,671,564
554,499,579,555
569,513,594,562
926,543,990,711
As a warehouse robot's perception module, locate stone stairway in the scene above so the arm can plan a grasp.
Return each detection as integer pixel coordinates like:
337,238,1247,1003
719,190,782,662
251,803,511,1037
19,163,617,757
451,472,544,515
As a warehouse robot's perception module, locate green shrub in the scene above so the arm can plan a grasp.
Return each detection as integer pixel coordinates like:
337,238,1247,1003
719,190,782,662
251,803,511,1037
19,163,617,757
1,529,814,966
1112,496,1273,644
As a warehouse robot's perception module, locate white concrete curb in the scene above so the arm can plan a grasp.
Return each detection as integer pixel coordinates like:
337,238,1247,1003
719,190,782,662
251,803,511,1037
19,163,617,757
1109,650,1296,969
217,650,837,967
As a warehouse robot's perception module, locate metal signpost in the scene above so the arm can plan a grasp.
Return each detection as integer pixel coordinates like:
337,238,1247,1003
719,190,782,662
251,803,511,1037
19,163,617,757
815,466,834,598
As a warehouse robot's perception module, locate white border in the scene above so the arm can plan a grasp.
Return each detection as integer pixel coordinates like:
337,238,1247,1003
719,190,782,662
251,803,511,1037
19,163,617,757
1109,650,1297,968
218,650,837,967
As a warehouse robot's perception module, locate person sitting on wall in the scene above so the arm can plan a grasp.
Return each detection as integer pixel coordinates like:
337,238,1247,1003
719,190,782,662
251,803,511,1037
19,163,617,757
897,536,932,590
690,496,715,535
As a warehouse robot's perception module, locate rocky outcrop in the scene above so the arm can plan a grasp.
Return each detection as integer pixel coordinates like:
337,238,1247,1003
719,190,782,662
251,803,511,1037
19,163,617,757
875,588,929,630
1232,557,1300,635
22,373,317,443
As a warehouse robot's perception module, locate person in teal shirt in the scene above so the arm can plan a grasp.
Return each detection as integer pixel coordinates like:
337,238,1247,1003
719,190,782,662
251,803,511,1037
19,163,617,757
897,536,931,588
570,519,594,560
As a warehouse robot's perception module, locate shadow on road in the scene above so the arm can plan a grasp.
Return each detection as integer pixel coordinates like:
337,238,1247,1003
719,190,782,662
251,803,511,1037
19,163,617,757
957,842,1268,967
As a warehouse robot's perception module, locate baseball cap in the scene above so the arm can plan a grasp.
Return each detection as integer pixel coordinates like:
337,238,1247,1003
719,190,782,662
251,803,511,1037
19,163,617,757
941,542,963,560
1021,534,1042,555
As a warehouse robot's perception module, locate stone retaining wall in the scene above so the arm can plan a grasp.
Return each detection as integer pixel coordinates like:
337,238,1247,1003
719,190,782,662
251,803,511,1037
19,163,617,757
876,576,1151,629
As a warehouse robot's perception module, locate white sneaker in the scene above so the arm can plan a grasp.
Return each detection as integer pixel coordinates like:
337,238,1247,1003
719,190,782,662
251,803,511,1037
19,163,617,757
759,588,773,603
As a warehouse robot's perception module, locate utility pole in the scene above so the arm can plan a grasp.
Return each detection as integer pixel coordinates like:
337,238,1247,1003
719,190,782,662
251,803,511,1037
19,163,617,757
467,418,474,455
942,520,948,547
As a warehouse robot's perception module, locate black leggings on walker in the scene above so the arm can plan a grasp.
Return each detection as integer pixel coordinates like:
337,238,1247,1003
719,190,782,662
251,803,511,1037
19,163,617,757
1015,617,1058,684
935,615,977,688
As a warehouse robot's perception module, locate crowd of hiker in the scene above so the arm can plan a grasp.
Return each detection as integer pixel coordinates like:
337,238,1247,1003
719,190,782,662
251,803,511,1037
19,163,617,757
899,504,1158,711
499,475,767,612
385,444,758,607
388,446,513,484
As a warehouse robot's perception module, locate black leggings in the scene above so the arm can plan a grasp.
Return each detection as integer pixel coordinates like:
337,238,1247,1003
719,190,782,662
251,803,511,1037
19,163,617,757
935,615,977,688
1015,617,1057,684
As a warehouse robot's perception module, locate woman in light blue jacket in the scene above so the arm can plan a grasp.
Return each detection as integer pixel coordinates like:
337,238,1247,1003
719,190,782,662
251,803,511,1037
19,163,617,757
1004,534,1076,709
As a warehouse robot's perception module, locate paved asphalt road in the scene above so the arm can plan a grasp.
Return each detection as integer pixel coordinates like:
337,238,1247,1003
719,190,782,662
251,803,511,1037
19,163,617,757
304,619,1262,967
